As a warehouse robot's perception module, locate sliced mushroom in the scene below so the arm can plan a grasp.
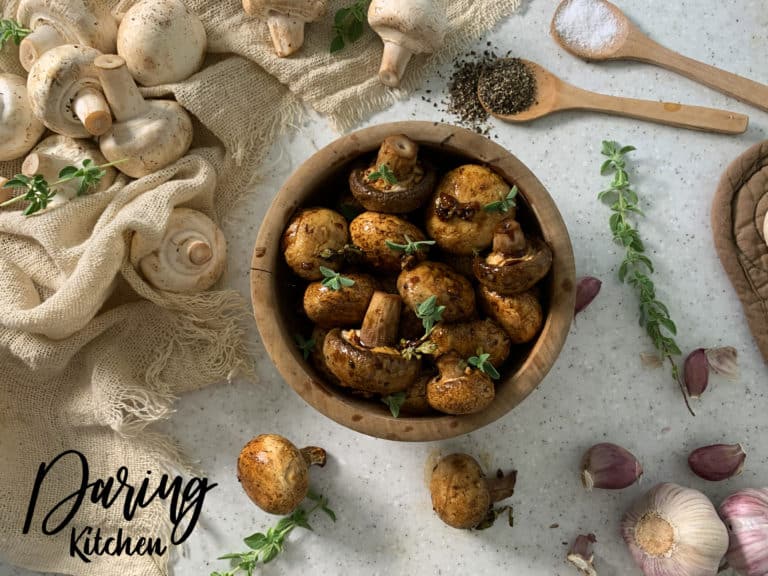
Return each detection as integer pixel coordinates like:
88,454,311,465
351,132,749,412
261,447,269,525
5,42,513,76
478,286,543,345
397,261,476,323
237,434,326,515
303,273,377,328
323,291,420,395
430,318,510,367
349,211,430,274
474,219,553,295
349,135,437,214
283,207,349,281
426,165,515,255
430,453,517,529
0,73,45,161
427,353,495,415
243,0,328,57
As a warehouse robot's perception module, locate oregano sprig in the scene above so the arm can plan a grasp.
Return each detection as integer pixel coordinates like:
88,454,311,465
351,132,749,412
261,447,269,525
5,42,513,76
483,186,518,214
381,391,406,418
0,19,30,49
367,164,398,185
330,0,368,53
385,235,436,255
415,295,445,336
319,266,355,291
294,333,316,360
467,351,500,380
598,141,694,416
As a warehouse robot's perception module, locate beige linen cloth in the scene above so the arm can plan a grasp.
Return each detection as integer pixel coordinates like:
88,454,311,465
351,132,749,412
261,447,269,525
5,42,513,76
0,0,520,574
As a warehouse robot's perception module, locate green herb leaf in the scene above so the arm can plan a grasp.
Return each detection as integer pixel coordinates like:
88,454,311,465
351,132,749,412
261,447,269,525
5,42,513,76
294,333,316,360
319,266,355,291
0,19,30,49
367,164,398,185
381,392,407,418
330,1,369,53
415,295,446,335
329,34,345,53
385,235,436,255
467,352,500,380
483,186,518,214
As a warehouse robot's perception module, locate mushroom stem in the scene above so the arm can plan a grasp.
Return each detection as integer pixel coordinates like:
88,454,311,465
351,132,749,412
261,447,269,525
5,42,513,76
492,220,527,255
486,470,517,503
19,24,65,71
375,135,419,180
379,41,413,88
299,446,327,467
73,88,113,136
22,151,70,179
187,240,213,265
95,55,148,123
267,12,305,57
359,291,402,348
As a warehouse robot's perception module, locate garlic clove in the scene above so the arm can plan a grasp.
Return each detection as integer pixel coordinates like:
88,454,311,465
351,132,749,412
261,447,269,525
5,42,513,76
684,348,709,398
581,443,643,491
705,346,739,381
688,443,746,482
575,276,602,316
567,533,597,576
719,489,768,576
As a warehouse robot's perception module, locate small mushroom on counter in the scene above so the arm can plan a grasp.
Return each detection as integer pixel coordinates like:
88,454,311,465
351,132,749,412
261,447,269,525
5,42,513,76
283,207,349,281
0,73,45,161
474,219,553,295
243,0,328,57
349,135,437,214
397,261,476,323
479,286,543,345
349,211,431,274
323,291,420,395
368,0,447,88
427,353,495,415
237,434,327,515
429,453,517,529
426,165,515,255
430,318,510,367
303,273,377,328
130,208,227,293
117,0,207,87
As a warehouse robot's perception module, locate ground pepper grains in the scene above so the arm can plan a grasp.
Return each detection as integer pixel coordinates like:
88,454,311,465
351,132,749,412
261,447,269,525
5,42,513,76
477,58,536,116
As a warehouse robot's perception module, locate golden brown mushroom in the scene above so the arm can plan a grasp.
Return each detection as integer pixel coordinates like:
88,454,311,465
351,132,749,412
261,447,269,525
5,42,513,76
429,318,510,367
349,211,432,273
282,207,349,280
399,373,434,416
427,353,495,415
478,286,543,345
303,273,377,328
397,261,475,323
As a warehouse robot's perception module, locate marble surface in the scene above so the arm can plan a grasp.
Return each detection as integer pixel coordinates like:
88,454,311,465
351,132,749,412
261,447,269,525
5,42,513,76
4,0,768,575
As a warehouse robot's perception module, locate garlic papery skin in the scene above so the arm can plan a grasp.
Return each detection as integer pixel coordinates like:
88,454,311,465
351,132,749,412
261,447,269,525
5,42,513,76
581,442,643,491
720,489,768,576
621,483,728,576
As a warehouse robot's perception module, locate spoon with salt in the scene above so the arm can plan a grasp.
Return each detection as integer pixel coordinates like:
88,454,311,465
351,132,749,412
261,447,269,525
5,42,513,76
477,59,748,134
551,0,768,112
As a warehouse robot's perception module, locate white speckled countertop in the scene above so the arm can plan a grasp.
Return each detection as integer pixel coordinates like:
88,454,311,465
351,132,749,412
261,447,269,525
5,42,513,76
5,1,767,575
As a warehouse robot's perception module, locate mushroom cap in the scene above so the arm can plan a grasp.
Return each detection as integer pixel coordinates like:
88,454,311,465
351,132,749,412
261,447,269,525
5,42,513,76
322,328,420,395
130,208,227,293
478,286,543,345
283,207,349,281
237,434,309,515
368,0,447,55
430,318,511,368
0,73,45,161
349,164,437,214
397,261,476,323
430,453,491,529
243,0,328,21
474,236,553,295
309,326,341,385
427,353,495,415
426,165,515,255
303,273,377,328
349,212,429,274
117,0,207,87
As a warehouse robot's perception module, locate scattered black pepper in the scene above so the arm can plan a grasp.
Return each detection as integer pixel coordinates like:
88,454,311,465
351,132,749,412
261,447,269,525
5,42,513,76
477,58,536,116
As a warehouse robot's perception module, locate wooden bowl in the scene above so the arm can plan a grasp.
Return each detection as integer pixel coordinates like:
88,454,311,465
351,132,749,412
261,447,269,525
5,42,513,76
251,122,576,441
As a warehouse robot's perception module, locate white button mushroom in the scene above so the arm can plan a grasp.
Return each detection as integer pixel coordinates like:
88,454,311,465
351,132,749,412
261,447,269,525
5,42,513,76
368,0,447,88
763,212,768,249
16,0,118,72
243,0,328,57
130,208,227,293
95,54,193,178
0,73,45,161
117,0,207,87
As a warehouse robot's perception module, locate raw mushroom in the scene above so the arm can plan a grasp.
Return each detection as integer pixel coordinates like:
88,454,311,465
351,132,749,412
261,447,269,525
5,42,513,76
323,291,420,394
0,177,12,204
397,261,476,323
26,45,113,138
430,453,517,529
16,0,118,71
130,208,227,293
282,207,349,281
426,165,515,255
303,273,377,328
368,0,447,88
479,285,543,345
237,434,327,515
430,318,511,367
22,135,117,206
117,0,207,86
763,212,768,249
349,135,437,214
242,0,328,57
349,211,430,273
427,353,495,415
0,73,45,161
474,219,553,295
95,54,194,178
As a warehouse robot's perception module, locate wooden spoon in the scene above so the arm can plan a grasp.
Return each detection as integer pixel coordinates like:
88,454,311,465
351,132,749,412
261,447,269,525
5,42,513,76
478,60,748,134
551,0,768,112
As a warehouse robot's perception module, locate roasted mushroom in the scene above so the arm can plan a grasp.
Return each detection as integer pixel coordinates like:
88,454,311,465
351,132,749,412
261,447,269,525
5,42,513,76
349,135,437,213
323,291,420,395
426,165,515,255
237,434,326,515
308,326,340,385
430,318,510,367
427,353,495,415
283,207,349,280
399,373,434,416
303,273,377,328
397,261,476,323
474,219,552,295
479,286,543,345
349,211,432,274
430,453,517,529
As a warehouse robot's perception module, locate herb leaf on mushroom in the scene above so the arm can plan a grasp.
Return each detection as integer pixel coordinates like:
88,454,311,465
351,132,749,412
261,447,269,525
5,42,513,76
483,185,518,214
467,352,500,380
0,19,30,49
368,163,398,185
319,266,356,291
415,295,446,335
385,235,436,255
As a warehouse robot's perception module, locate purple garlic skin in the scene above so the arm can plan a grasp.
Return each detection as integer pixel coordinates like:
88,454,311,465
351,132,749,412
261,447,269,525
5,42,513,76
567,533,597,576
574,276,601,316
684,348,710,398
720,489,768,576
688,443,746,482
581,443,643,491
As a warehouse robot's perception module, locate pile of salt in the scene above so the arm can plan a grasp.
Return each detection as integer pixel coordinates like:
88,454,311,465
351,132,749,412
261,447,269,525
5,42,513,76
554,0,620,53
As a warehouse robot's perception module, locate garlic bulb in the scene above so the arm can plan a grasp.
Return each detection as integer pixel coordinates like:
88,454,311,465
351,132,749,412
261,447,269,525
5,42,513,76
720,489,768,576
621,483,728,576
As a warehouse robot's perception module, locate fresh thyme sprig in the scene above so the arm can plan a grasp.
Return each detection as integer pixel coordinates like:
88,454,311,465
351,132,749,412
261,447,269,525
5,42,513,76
330,0,368,53
367,164,398,185
0,19,30,49
467,352,500,380
211,493,336,576
381,392,406,417
415,295,445,336
294,333,315,360
483,186,518,214
598,141,693,416
319,266,355,291
385,235,436,255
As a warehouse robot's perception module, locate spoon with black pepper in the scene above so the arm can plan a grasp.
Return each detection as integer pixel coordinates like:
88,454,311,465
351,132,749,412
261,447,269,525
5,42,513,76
477,59,749,134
